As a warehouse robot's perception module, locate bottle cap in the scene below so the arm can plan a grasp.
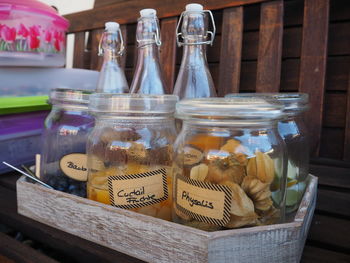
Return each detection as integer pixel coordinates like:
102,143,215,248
105,22,120,33
185,3,203,11
140,8,157,17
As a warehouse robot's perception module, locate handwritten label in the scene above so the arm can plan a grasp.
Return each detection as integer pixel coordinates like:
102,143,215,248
175,176,231,226
108,168,168,209
184,145,203,166
59,153,88,181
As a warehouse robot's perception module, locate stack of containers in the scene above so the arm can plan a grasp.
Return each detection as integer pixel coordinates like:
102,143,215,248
0,0,98,172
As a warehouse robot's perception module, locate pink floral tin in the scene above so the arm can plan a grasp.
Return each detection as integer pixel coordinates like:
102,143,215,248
0,0,69,67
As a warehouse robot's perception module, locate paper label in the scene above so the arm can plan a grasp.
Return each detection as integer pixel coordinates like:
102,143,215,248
175,175,231,226
184,145,203,166
108,168,168,209
59,153,88,181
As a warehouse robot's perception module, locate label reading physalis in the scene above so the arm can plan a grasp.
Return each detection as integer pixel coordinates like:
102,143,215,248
175,175,231,226
108,168,168,209
59,153,88,181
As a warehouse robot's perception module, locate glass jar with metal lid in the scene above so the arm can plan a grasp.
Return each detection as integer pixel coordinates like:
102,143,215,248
173,97,287,231
87,94,178,221
226,93,309,214
40,88,94,197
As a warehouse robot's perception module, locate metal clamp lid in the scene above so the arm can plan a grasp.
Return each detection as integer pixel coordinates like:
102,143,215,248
176,7,216,47
98,22,125,57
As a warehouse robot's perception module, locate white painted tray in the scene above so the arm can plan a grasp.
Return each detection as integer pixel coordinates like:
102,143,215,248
17,174,317,263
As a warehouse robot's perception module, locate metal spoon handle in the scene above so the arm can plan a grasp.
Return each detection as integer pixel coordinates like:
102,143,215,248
2,161,54,190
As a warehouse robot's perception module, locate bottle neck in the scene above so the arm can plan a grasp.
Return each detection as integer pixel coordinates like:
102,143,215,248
130,43,166,94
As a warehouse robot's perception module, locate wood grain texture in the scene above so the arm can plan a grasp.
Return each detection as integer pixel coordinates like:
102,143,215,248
344,69,350,161
160,17,177,94
64,0,268,33
309,164,350,189
73,32,86,69
90,29,104,71
0,184,142,263
317,189,350,217
256,0,284,93
0,232,59,263
16,175,317,263
218,7,243,96
298,0,330,156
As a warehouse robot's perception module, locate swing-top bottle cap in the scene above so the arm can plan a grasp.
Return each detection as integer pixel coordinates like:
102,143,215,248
185,3,203,11
105,22,120,33
140,8,157,17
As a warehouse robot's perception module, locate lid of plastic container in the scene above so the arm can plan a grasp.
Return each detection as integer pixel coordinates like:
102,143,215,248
225,93,309,114
49,89,92,106
0,0,69,29
89,94,178,115
176,97,284,122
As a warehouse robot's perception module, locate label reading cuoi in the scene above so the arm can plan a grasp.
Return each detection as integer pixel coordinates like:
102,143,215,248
108,168,168,209
175,175,231,226
59,153,88,181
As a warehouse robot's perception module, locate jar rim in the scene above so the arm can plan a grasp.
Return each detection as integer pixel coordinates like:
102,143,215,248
176,97,284,121
49,88,92,106
225,93,309,114
89,93,178,114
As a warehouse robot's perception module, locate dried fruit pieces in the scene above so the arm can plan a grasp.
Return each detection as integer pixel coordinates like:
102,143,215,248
175,136,279,230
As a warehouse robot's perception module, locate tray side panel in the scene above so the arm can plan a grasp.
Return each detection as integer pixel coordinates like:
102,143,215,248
207,175,318,263
17,178,209,263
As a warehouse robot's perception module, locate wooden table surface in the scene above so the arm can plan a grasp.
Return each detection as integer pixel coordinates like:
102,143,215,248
0,158,349,263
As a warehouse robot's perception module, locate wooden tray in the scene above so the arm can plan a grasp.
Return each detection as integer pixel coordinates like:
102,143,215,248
17,175,317,263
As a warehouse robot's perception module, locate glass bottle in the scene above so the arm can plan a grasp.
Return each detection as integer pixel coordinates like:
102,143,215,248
225,93,309,215
173,97,287,231
87,94,178,220
40,88,94,197
173,3,217,99
130,9,166,94
96,22,129,93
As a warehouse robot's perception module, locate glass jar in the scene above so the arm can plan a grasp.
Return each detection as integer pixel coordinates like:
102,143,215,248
40,89,94,197
226,93,309,214
87,94,178,221
173,98,287,231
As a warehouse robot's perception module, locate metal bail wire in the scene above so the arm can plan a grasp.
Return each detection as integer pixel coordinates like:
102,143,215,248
176,9,216,47
98,27,125,57
136,17,162,48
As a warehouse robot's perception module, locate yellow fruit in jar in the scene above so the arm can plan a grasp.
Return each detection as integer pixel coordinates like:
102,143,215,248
187,134,223,151
87,185,110,205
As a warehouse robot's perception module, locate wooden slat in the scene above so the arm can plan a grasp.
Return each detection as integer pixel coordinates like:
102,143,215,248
64,0,269,33
308,214,350,251
218,7,243,96
160,17,178,94
344,69,350,161
256,0,284,92
323,93,347,128
0,185,143,263
319,128,344,160
90,29,104,71
119,24,128,69
301,245,350,263
298,0,330,155
0,232,59,263
310,164,350,189
73,31,86,69
316,189,350,217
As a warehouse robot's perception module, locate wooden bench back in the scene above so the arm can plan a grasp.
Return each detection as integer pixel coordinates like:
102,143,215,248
64,0,350,161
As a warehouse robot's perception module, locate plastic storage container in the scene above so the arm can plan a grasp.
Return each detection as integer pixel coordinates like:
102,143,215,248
87,94,178,221
173,98,287,231
40,89,94,197
0,111,47,173
0,0,69,67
